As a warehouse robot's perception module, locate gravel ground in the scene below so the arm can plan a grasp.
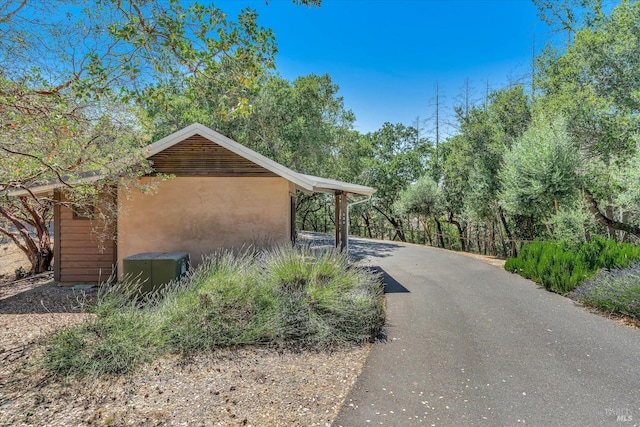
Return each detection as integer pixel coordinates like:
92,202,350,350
0,277,370,427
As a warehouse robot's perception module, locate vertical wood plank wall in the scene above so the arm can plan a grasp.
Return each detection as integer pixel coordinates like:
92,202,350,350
55,191,117,283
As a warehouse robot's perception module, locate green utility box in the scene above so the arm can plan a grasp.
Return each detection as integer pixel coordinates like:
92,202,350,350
122,252,190,294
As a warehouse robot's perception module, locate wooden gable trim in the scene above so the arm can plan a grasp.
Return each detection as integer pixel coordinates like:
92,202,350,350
148,134,279,177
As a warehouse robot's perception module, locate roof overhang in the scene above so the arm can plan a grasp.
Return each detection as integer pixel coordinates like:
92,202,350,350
7,173,104,197
300,174,376,198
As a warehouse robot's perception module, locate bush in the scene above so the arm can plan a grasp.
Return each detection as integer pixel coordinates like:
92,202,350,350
570,262,640,319
504,237,640,294
44,246,384,377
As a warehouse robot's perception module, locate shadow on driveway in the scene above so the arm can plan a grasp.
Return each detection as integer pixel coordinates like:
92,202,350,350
297,231,403,262
348,238,403,261
369,266,409,293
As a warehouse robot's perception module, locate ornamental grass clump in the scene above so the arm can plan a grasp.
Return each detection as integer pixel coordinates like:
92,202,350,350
161,250,281,350
44,245,384,377
44,281,167,376
164,246,385,350
569,262,640,319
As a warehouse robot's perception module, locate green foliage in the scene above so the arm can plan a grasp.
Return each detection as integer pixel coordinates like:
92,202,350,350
44,283,165,376
44,246,384,377
548,205,590,248
394,175,442,218
0,0,277,273
164,247,384,351
359,123,431,241
612,149,640,227
443,86,531,221
533,1,640,239
145,73,356,177
505,238,640,294
536,0,640,160
499,116,580,223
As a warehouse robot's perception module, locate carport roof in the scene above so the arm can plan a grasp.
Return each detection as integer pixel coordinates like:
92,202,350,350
9,123,376,198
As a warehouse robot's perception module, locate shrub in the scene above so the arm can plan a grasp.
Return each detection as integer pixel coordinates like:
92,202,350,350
504,237,640,294
44,246,384,377
570,262,640,319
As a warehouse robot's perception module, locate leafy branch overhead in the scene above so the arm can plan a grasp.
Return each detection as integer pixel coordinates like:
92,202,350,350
0,0,279,274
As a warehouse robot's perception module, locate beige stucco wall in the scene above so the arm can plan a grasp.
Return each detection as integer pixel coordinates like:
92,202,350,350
117,176,292,275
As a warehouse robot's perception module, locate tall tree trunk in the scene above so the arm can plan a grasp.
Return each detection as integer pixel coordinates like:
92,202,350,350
0,198,53,275
605,201,616,241
495,214,508,258
489,220,496,256
496,203,516,257
372,205,407,242
408,215,415,243
434,215,445,248
483,223,488,255
420,218,433,246
362,213,373,238
526,217,534,240
446,212,466,251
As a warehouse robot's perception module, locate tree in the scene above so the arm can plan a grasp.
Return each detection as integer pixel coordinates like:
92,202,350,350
1,0,278,274
437,86,531,253
536,0,640,239
394,175,445,247
532,0,604,46
499,116,581,237
359,123,430,242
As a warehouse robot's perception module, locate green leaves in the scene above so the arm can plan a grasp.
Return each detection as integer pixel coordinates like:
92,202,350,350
499,116,580,223
536,1,640,160
394,175,442,218
0,0,279,273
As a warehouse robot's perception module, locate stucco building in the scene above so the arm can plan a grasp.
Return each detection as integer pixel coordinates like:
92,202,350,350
18,124,375,283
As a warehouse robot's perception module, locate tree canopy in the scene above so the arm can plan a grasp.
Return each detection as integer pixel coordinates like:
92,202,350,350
2,0,640,276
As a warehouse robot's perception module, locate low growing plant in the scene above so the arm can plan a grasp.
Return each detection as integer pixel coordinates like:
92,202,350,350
163,246,384,351
44,246,385,377
504,237,640,294
569,262,640,319
44,281,167,376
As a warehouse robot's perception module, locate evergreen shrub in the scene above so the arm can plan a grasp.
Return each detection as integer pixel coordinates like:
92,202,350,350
504,237,640,294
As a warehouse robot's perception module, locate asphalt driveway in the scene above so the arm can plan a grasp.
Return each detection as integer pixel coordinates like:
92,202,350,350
328,235,640,426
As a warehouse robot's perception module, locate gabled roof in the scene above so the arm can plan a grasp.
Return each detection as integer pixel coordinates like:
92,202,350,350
9,123,375,198
144,124,313,193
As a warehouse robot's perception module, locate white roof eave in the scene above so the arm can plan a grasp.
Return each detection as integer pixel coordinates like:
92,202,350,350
7,174,104,197
300,174,376,197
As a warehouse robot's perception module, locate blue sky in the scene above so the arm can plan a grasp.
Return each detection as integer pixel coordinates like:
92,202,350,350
218,0,554,135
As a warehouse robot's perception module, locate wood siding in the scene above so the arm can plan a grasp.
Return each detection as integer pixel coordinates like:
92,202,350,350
56,191,117,283
149,134,279,177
